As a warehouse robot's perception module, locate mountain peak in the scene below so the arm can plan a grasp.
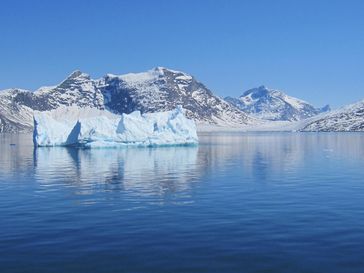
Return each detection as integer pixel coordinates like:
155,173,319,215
242,85,270,98
66,70,90,80
153,66,167,72
227,86,328,121
57,70,91,89
320,104,331,112
152,67,192,77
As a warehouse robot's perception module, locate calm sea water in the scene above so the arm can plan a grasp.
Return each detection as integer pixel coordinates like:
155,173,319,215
1,132,364,273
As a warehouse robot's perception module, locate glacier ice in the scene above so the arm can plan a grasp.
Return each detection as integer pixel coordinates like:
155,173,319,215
33,106,198,147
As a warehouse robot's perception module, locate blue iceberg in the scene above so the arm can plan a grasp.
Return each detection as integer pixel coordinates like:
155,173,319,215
33,106,198,148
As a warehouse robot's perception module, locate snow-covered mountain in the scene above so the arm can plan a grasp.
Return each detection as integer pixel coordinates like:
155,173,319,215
225,85,330,121
300,100,364,131
0,67,254,133
0,89,35,133
99,67,253,125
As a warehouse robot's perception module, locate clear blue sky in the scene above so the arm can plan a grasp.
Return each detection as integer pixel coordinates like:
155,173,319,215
1,0,363,108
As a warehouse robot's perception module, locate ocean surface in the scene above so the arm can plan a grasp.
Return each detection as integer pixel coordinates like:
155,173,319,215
1,132,364,273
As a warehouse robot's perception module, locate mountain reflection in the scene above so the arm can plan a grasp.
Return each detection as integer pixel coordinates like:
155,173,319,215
196,132,364,181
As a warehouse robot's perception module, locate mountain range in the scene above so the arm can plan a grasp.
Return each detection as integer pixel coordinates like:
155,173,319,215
0,67,363,132
0,67,254,133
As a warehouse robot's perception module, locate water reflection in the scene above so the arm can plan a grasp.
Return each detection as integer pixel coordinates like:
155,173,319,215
1,133,364,197
0,134,34,176
197,132,364,180
2,133,364,273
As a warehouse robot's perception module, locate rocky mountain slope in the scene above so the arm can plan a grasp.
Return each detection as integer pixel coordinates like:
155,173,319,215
0,67,254,133
300,100,364,131
225,85,330,121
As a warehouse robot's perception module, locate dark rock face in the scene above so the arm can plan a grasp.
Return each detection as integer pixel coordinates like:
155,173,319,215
0,67,252,133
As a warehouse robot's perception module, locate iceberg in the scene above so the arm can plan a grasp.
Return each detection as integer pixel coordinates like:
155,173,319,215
33,106,198,148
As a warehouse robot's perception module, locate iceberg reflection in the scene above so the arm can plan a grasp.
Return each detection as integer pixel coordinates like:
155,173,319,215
34,146,199,196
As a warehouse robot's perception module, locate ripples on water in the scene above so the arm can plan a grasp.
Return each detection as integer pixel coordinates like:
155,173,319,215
1,133,364,273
